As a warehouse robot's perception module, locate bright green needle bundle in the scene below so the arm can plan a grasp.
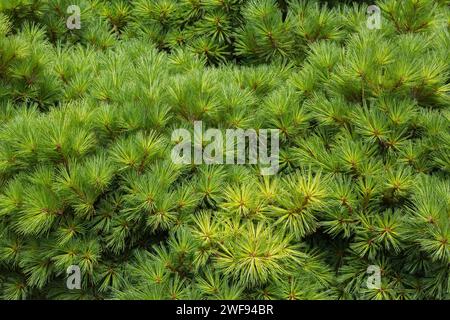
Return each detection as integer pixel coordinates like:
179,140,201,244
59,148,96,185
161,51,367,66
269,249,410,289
0,0,448,300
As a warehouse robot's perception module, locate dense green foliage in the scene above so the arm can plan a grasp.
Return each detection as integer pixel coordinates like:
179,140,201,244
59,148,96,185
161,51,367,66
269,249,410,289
0,0,449,300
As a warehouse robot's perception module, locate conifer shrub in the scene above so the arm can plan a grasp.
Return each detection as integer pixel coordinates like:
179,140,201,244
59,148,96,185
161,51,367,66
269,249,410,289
0,0,448,300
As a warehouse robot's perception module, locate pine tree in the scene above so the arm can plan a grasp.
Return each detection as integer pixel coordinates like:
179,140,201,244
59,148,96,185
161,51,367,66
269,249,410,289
0,0,449,300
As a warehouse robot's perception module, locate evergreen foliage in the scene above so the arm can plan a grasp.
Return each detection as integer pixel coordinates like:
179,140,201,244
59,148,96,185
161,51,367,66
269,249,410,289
0,0,449,300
